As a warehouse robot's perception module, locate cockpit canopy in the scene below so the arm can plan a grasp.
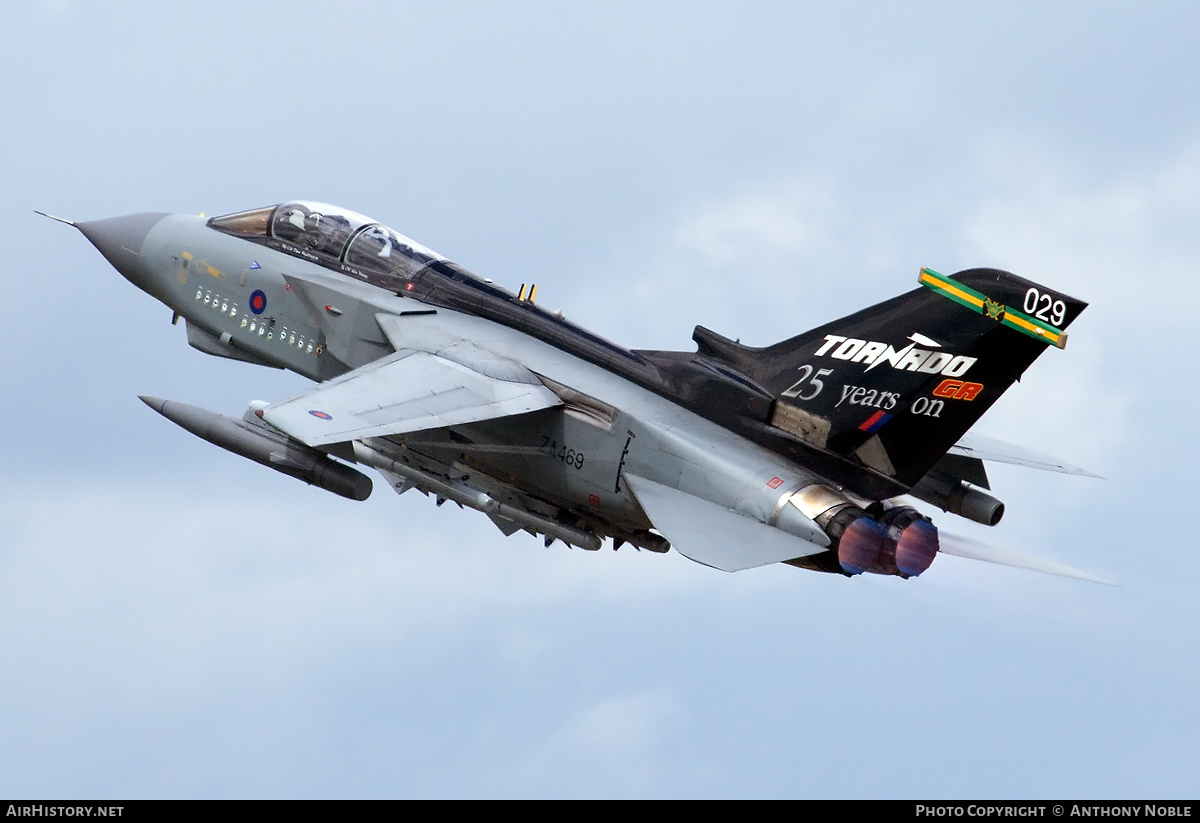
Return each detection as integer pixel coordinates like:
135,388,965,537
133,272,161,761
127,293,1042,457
209,201,443,278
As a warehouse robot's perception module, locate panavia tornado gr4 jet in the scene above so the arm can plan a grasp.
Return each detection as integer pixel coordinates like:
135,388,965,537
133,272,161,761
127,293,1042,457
45,200,1100,581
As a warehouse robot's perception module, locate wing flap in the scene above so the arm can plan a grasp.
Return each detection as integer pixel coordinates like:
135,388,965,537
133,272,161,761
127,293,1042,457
624,474,827,572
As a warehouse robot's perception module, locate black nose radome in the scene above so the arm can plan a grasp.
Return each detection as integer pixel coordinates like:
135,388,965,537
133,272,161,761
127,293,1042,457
76,212,169,283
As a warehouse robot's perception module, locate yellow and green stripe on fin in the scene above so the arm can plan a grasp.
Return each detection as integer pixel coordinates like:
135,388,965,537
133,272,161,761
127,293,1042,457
917,267,1067,349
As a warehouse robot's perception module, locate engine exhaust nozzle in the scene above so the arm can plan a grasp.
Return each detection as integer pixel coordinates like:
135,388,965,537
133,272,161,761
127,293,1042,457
831,513,888,576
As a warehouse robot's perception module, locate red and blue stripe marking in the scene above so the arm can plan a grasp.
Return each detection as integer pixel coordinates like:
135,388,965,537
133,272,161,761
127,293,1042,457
858,411,892,433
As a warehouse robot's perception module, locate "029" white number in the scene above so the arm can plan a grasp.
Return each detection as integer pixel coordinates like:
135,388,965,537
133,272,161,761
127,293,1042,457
1023,288,1066,328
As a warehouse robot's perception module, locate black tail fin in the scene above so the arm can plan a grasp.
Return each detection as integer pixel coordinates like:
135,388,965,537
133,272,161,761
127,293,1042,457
715,268,1087,488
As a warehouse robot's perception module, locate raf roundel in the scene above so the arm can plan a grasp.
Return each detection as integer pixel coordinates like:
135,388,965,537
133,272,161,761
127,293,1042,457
308,410,333,420
249,289,267,315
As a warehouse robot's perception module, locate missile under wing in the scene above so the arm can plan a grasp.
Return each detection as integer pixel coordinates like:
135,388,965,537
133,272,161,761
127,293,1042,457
52,200,1101,582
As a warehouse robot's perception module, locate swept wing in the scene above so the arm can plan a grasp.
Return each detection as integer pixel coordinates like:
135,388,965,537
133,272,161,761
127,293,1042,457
262,313,561,446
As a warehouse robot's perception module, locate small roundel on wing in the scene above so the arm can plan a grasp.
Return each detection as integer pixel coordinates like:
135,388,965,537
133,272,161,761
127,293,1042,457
308,410,333,420
249,290,267,315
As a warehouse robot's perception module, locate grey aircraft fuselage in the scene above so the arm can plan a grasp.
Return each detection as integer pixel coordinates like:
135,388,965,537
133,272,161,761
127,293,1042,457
63,201,1096,580
83,209,828,556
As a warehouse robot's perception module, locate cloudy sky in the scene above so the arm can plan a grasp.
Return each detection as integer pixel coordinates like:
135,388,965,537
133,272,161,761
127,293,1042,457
2,0,1197,798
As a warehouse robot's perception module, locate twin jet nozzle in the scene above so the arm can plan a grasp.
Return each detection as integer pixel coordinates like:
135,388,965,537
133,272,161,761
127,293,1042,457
785,485,940,577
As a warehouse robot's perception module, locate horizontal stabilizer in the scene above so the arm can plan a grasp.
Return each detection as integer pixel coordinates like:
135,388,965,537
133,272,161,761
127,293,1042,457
624,474,828,572
939,533,1113,584
950,432,1100,478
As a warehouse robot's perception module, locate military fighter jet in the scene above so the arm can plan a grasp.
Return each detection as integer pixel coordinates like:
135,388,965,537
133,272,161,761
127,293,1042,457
45,201,1101,581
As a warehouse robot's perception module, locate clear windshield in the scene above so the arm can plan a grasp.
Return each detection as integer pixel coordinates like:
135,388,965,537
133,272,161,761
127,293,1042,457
271,201,374,258
211,200,448,275
344,225,443,277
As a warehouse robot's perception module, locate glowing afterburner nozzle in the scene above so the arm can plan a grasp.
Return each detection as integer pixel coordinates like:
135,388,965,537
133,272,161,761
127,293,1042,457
896,518,939,577
838,517,888,575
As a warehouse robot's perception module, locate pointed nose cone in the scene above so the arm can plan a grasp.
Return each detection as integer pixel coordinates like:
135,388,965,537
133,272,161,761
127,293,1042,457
76,212,169,285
